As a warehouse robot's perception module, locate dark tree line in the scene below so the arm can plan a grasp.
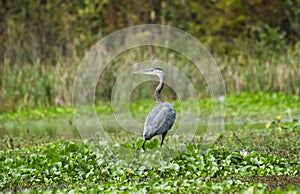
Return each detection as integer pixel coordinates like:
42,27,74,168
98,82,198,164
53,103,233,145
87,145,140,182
0,0,300,65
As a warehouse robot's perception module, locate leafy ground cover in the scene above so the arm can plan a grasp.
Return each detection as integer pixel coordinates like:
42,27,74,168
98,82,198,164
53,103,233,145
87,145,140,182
0,93,299,193
0,130,299,193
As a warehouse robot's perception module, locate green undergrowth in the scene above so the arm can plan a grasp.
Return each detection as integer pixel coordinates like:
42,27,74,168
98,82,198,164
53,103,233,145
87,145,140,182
0,140,299,193
0,118,299,193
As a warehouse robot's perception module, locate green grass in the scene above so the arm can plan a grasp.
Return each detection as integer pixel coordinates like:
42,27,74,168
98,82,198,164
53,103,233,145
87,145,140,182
1,92,299,120
0,93,299,193
1,92,299,143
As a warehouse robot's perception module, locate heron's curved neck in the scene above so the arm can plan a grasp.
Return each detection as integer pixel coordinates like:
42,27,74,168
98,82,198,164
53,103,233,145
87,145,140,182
155,74,164,104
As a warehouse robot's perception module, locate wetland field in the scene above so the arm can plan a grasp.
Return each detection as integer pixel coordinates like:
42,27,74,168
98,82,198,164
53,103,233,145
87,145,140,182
0,93,299,193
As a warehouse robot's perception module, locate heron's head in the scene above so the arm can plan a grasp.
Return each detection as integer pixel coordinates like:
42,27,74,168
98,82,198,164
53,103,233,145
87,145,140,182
134,66,164,77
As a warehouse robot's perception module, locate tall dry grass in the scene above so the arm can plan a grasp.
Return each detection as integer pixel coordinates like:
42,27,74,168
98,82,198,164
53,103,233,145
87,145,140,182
0,43,299,112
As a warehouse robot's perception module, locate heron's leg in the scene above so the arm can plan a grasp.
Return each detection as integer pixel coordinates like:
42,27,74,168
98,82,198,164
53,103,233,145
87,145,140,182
142,140,146,150
160,132,167,147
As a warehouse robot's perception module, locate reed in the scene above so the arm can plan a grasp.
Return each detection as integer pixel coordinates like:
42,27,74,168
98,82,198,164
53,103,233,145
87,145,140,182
0,43,299,111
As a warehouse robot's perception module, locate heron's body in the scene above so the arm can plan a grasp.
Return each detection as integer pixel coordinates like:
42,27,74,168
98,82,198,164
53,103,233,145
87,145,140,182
144,102,176,141
134,66,176,150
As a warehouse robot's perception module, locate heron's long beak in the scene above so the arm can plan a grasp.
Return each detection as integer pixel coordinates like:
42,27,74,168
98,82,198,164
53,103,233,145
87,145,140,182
133,69,151,74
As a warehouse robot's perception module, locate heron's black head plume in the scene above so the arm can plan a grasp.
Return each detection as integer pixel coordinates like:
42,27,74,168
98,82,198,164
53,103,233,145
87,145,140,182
151,66,164,72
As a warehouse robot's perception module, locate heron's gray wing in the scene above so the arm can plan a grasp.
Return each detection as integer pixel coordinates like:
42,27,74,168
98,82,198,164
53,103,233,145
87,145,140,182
143,102,176,140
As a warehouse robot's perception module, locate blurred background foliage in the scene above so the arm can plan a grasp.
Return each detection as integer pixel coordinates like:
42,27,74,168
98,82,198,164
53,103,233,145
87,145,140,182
0,0,299,111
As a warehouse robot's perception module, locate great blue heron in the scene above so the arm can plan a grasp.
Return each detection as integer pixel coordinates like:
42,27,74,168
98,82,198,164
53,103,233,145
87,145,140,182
134,66,176,150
